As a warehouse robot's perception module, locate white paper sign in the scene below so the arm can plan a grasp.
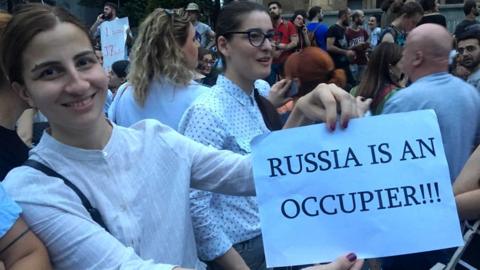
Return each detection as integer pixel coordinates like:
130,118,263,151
251,110,463,268
100,17,129,71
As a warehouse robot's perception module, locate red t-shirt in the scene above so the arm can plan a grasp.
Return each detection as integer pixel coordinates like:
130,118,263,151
273,19,298,64
345,27,369,65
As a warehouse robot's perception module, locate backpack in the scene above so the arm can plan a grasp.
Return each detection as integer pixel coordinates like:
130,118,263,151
308,23,322,47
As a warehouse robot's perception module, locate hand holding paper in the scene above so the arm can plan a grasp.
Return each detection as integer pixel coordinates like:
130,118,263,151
285,83,362,130
303,254,364,270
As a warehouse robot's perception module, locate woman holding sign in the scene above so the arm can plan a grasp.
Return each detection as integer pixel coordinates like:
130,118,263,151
0,3,362,270
179,2,369,269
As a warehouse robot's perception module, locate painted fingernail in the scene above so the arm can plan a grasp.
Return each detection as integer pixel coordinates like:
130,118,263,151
342,121,348,129
346,253,357,262
330,123,336,132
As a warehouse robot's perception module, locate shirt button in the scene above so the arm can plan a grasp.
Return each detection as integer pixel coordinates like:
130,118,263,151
103,151,108,157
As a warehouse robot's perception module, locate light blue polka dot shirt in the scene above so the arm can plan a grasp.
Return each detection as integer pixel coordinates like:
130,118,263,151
178,75,270,261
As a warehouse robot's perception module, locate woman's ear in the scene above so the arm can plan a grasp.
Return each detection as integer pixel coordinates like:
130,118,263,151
217,35,230,58
12,82,35,108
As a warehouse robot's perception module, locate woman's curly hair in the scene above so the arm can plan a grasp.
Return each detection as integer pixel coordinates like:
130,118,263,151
128,8,193,106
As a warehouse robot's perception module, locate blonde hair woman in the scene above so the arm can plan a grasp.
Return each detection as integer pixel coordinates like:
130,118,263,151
108,8,208,130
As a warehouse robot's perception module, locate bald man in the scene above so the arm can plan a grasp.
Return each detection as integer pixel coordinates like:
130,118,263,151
380,23,480,270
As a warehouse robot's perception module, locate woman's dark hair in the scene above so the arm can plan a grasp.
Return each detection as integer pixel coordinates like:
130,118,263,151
198,47,214,61
0,3,92,85
419,0,436,12
215,1,268,69
356,42,403,101
291,9,307,23
308,6,321,21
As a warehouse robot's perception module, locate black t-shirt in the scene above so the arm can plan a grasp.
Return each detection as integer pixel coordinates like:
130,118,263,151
454,19,480,37
0,125,29,180
326,24,349,69
418,14,447,28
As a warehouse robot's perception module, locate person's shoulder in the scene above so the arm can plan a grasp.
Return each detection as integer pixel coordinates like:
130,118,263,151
188,80,211,92
197,21,211,30
2,161,69,206
254,79,271,97
306,22,318,30
326,24,340,35
190,85,228,110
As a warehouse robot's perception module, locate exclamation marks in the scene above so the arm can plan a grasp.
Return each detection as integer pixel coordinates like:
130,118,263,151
420,184,426,204
427,183,433,203
419,182,441,204
434,182,441,202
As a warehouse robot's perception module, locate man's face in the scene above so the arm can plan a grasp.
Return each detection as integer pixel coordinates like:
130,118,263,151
458,38,480,70
103,5,114,20
355,13,365,26
188,11,199,21
269,4,281,20
368,16,377,29
474,6,480,17
342,10,352,27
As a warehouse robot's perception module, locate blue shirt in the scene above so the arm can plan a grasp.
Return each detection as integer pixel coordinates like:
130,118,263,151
307,22,329,51
103,89,113,115
108,79,209,130
178,75,269,260
0,184,21,237
382,72,480,181
369,27,382,47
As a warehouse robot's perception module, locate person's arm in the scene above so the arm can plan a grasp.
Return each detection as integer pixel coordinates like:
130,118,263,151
303,253,364,270
0,217,51,270
212,248,249,270
89,14,104,38
326,37,356,61
277,23,299,51
277,35,299,51
178,106,249,269
454,145,480,220
302,26,311,47
5,171,179,270
205,27,216,49
185,84,366,195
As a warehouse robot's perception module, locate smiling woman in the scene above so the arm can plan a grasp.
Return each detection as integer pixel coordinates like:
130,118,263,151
0,4,258,269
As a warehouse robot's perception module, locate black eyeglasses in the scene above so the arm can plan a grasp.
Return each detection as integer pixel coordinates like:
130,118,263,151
224,29,275,47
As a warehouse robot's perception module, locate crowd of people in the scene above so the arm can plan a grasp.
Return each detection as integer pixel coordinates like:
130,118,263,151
0,0,480,269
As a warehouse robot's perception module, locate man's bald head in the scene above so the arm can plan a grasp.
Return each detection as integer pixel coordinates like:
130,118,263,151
402,23,452,81
409,23,452,59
